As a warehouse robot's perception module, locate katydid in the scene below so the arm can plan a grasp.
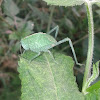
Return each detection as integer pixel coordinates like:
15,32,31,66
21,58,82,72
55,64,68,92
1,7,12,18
21,26,82,66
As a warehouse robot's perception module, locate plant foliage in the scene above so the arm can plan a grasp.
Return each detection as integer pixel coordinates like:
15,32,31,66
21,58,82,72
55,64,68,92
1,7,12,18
18,51,85,100
43,0,85,7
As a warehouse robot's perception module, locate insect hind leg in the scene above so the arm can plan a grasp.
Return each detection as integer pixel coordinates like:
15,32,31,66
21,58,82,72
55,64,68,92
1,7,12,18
47,50,58,64
67,38,84,66
29,52,41,62
47,25,59,39
51,38,84,66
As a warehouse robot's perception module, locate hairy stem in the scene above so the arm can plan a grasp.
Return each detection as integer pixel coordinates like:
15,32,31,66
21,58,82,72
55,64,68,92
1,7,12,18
82,2,94,94
47,6,55,33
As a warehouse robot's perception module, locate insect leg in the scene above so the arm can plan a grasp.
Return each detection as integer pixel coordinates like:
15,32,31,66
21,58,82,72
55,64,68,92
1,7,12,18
30,52,41,62
52,38,84,66
20,44,22,54
47,50,55,60
22,50,26,55
47,50,58,64
47,25,59,38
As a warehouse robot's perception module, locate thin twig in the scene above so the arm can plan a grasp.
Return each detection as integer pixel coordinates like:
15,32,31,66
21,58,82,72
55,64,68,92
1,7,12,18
47,6,55,33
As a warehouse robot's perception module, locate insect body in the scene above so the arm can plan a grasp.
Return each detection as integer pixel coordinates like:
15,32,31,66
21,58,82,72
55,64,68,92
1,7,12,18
21,33,57,53
21,26,82,66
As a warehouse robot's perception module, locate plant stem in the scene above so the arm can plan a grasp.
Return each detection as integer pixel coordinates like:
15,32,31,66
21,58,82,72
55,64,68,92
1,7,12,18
47,6,55,33
82,2,94,94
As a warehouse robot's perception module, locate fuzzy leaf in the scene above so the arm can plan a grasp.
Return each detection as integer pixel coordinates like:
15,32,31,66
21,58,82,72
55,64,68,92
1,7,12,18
18,51,85,100
43,0,85,7
3,0,19,16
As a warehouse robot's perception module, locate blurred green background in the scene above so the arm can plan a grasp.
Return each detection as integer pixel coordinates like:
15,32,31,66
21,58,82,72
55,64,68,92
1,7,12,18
0,0,100,100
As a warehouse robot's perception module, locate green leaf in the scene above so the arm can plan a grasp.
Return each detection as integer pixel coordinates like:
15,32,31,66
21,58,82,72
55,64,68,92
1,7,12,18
96,3,100,7
18,51,85,100
28,4,49,23
11,42,20,53
9,32,19,40
43,0,85,7
86,60,100,93
94,0,100,3
87,60,100,87
3,0,19,16
85,89,100,100
96,9,100,16
23,21,34,32
0,47,4,56
18,21,34,35
0,73,21,100
86,81,100,93
9,21,34,40
82,61,100,94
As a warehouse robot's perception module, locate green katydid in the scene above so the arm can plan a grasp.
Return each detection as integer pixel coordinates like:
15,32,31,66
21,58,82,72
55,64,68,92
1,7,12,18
21,26,82,66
